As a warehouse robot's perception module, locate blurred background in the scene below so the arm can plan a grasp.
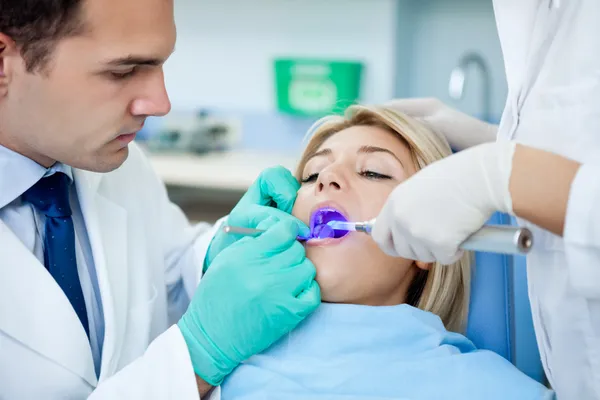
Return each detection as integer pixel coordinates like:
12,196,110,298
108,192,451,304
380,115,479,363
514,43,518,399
138,0,508,223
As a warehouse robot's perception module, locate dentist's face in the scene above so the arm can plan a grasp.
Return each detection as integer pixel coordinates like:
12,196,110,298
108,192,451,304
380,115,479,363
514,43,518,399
0,0,175,172
292,126,431,305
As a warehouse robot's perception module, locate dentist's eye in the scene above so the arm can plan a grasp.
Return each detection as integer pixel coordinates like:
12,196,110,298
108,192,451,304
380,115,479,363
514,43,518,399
360,170,391,180
301,173,319,183
109,68,137,80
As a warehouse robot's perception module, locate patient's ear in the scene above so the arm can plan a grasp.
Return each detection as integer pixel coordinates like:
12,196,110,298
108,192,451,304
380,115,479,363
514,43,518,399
415,260,433,271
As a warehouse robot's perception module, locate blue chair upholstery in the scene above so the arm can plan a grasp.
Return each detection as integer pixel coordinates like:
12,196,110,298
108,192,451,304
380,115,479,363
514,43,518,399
465,212,545,383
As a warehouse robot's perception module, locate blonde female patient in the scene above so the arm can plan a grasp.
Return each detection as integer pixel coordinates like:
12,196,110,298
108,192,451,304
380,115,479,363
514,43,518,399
212,105,554,400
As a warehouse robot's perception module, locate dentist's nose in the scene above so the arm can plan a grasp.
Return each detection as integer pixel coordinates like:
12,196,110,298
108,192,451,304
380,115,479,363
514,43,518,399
130,69,172,117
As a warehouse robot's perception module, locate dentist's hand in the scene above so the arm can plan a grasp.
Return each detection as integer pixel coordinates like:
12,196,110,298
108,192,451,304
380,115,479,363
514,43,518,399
179,215,320,386
372,141,516,265
386,98,498,150
204,166,301,271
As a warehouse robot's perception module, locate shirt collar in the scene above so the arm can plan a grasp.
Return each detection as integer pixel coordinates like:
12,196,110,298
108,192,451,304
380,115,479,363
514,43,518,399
0,144,73,209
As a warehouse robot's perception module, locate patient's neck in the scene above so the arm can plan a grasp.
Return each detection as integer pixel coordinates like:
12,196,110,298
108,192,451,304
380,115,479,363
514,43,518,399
322,286,409,306
316,263,420,306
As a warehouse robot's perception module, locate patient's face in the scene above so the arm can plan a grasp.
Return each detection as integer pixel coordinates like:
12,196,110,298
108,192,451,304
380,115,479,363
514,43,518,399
292,126,430,305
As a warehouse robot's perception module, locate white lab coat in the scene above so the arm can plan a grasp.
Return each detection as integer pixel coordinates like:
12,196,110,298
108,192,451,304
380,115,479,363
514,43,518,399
0,143,221,399
494,0,600,397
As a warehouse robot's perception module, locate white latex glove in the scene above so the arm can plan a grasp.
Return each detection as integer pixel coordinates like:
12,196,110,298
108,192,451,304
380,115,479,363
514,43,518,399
371,141,516,265
385,98,498,150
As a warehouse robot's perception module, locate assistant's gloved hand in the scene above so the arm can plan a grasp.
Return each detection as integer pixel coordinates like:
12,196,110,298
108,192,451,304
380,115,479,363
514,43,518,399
204,166,300,272
179,215,320,386
371,141,516,265
385,98,498,151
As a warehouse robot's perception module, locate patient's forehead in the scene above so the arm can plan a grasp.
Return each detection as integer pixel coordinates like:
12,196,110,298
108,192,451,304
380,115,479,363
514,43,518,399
319,125,413,163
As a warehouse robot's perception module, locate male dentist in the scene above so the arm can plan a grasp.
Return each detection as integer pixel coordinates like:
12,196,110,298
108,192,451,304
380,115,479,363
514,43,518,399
0,0,320,398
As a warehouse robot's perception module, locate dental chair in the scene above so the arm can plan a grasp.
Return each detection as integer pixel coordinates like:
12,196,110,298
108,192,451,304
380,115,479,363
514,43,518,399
465,212,546,384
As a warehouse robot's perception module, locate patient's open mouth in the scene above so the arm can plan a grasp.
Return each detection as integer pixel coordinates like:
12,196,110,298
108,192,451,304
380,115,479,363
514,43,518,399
309,207,350,240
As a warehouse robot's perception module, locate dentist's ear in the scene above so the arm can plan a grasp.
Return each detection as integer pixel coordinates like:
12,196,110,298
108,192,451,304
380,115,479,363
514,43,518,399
0,43,6,75
415,260,433,271
0,34,15,97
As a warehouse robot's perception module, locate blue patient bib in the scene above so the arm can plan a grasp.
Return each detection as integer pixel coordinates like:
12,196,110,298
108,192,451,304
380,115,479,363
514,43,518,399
221,303,553,399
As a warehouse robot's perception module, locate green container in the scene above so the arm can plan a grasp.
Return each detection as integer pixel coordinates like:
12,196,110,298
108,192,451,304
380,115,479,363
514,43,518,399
274,58,363,117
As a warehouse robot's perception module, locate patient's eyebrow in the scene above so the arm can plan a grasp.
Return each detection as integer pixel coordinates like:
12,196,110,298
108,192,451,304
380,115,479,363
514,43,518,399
358,145,404,168
304,148,332,164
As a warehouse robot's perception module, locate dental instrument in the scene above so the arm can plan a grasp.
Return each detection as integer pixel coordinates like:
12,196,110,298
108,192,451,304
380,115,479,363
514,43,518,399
222,222,533,255
326,219,533,255
221,225,312,241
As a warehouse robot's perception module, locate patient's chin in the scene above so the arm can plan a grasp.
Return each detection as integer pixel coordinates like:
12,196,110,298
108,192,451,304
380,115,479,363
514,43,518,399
314,262,358,303
307,242,395,303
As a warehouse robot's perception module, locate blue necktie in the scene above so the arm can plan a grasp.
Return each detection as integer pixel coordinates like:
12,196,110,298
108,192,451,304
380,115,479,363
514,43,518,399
22,172,90,339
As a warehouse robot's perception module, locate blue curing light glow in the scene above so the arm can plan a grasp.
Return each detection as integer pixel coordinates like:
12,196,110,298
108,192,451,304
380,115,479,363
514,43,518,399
313,224,335,239
308,207,351,239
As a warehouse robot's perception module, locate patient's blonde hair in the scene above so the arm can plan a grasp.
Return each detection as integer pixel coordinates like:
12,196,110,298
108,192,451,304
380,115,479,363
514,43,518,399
295,104,472,333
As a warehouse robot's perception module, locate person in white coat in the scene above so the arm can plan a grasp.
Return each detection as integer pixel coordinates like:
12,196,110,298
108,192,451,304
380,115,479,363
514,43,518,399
371,1,600,398
0,0,320,398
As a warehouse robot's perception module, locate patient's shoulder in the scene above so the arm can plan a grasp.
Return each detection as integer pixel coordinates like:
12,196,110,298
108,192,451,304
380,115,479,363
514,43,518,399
456,349,555,399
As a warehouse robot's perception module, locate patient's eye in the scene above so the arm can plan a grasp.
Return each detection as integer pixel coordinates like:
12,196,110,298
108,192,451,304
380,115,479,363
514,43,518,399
360,170,391,180
301,173,319,183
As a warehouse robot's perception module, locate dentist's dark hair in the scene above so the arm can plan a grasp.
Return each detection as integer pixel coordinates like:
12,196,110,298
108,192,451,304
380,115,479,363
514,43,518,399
0,0,86,72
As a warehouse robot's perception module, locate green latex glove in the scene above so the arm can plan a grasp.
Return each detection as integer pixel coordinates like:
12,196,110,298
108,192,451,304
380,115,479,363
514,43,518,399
203,166,300,272
178,214,321,386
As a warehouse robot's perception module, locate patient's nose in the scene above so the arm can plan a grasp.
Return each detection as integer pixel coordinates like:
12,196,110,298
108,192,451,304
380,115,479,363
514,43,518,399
317,168,346,192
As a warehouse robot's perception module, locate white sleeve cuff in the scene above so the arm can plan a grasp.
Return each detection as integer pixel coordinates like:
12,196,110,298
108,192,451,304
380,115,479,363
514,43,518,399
158,325,201,398
90,325,200,399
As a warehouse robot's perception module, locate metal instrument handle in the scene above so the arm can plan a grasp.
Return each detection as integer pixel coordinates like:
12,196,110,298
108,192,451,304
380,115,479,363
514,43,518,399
222,224,533,255
460,224,533,254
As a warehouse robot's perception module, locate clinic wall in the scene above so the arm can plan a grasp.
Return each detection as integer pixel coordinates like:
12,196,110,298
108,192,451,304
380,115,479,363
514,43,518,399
395,0,508,122
165,0,398,112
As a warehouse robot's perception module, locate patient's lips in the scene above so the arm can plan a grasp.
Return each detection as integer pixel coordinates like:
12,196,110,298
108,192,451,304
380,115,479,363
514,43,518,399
307,206,351,244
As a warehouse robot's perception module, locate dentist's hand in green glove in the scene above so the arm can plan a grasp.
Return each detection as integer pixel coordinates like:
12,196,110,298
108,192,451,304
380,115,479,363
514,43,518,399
204,166,300,271
178,215,321,386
